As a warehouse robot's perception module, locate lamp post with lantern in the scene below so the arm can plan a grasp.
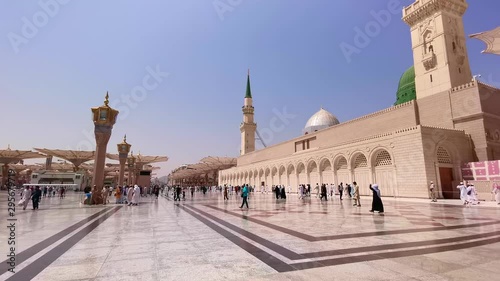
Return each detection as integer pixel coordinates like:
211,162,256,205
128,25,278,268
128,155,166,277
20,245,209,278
117,135,131,187
91,92,119,204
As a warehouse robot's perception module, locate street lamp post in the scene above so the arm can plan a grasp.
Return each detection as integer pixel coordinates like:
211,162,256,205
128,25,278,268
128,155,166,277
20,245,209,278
91,92,119,204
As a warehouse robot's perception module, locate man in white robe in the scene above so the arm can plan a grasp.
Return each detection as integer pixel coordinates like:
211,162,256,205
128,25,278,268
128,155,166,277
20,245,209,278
492,183,500,205
132,185,141,205
456,182,468,205
466,184,479,205
20,187,32,210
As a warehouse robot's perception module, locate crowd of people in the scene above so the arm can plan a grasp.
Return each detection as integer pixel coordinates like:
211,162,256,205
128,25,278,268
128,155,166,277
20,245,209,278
16,180,499,212
18,185,68,210
81,184,162,206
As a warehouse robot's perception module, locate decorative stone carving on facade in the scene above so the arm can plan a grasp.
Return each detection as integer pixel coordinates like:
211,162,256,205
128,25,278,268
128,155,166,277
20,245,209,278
437,146,453,164
353,153,368,169
420,18,434,35
374,150,393,166
403,0,467,27
456,54,465,66
423,53,437,70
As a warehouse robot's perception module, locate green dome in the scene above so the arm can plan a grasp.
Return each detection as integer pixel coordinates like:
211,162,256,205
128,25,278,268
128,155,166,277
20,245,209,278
395,66,416,105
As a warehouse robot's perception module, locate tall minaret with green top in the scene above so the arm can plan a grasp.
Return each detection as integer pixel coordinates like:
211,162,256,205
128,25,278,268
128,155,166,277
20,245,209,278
240,70,256,155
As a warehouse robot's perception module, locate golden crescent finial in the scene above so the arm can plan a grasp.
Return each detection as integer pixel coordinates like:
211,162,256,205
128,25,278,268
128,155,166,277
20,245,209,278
124,134,127,142
104,91,109,106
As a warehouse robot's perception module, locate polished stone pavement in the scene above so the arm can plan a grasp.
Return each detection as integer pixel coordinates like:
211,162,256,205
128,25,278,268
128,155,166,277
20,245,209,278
1,190,499,281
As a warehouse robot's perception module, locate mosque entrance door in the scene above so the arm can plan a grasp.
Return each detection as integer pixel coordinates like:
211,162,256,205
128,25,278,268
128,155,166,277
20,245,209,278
439,167,454,199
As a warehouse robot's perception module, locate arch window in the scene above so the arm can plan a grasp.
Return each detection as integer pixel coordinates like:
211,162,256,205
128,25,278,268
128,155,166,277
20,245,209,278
374,150,392,166
353,154,368,168
336,158,348,170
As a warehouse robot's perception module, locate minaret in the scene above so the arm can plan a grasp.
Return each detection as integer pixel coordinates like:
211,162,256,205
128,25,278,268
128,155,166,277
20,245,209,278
403,0,472,99
240,70,256,155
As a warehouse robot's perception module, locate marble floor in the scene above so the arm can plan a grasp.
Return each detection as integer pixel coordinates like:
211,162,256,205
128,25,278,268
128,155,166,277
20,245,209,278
1,191,499,281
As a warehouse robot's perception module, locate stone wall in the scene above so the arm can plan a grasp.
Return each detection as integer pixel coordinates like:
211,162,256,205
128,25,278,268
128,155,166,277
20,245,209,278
222,125,472,199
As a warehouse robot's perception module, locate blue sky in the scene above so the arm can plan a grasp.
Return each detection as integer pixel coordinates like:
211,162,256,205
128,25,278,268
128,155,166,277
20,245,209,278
1,0,499,177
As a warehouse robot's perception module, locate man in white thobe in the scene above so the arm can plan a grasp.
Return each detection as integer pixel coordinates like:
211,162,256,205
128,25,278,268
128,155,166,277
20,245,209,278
21,187,32,210
456,181,468,205
132,185,141,205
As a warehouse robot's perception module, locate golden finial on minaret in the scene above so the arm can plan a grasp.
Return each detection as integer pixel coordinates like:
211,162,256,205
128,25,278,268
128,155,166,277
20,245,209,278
123,134,127,142
104,91,109,106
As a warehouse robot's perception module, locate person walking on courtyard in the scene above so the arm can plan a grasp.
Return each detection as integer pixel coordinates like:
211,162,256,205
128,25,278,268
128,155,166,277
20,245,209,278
240,185,249,209
369,184,384,213
329,183,334,197
43,186,47,197
457,182,468,205
132,184,141,206
338,183,344,200
275,185,280,199
175,186,182,201
127,185,134,205
320,184,328,201
102,186,109,205
352,182,361,207
190,186,195,198
114,186,121,204
466,184,480,205
492,183,500,205
429,181,437,202
280,186,286,199
154,185,160,199
32,186,42,210
20,186,32,210
224,185,229,200
314,183,320,198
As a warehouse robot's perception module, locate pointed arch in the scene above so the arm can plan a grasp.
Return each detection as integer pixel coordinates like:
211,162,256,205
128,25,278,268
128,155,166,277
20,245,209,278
333,154,348,171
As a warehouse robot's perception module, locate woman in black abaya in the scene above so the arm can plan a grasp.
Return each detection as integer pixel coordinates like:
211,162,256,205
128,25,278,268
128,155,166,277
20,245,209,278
369,184,384,213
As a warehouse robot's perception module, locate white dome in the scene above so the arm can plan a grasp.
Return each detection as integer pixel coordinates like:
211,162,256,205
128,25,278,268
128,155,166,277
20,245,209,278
303,108,340,134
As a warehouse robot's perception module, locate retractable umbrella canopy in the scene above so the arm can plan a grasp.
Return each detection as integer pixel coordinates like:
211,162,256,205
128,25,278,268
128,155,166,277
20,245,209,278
170,156,236,180
0,147,45,164
470,26,500,55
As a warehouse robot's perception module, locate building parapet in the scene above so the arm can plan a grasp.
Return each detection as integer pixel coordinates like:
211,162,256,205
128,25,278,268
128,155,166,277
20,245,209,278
450,81,476,92
394,126,419,134
420,125,466,133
